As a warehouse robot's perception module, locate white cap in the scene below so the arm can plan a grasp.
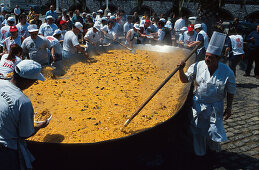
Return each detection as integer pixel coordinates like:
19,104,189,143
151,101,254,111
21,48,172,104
139,24,144,28
101,17,107,21
133,24,140,30
92,12,96,15
110,16,116,20
15,60,45,81
46,15,54,20
98,9,103,13
188,16,197,20
206,31,227,56
7,17,15,22
28,24,39,32
180,27,187,31
82,12,87,15
74,22,83,32
0,3,4,6
93,24,100,31
53,29,62,36
159,18,166,23
107,13,112,17
194,24,202,30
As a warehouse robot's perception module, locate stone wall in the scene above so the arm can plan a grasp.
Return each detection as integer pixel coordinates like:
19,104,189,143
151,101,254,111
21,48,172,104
40,0,258,19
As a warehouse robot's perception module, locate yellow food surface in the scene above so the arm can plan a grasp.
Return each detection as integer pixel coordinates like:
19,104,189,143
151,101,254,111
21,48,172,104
25,49,188,143
34,109,51,122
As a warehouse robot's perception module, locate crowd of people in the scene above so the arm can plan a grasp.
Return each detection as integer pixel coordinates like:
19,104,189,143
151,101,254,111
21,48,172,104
0,3,258,170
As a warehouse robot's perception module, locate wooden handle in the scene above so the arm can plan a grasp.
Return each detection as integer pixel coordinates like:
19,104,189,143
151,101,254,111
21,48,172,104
124,43,201,127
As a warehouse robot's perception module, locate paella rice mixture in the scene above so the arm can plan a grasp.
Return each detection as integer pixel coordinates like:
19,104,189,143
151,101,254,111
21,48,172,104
25,49,187,143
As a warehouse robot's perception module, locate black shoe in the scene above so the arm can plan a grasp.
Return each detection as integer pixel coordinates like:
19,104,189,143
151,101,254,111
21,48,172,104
243,73,250,77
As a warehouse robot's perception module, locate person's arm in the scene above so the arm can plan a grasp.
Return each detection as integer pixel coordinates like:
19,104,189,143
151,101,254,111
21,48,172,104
177,61,189,83
223,93,234,120
50,47,55,62
75,45,89,57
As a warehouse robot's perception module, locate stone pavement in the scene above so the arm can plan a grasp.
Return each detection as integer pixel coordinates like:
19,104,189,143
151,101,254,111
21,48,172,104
213,65,259,170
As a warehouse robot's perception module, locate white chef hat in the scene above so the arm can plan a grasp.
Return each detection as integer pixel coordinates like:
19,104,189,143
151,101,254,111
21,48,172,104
206,31,227,56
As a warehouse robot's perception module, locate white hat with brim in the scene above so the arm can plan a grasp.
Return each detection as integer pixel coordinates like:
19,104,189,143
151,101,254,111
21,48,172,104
93,24,100,31
98,9,103,13
46,15,55,20
28,24,39,32
107,13,112,17
15,60,45,81
53,29,62,36
188,17,197,20
194,24,202,30
180,27,187,31
7,17,15,22
0,3,4,6
74,22,83,32
206,31,227,56
159,18,166,23
133,24,140,30
110,16,116,20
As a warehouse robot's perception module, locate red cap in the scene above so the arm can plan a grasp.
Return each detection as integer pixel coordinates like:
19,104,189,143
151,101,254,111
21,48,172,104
145,20,151,24
60,20,68,25
187,24,194,32
10,26,18,32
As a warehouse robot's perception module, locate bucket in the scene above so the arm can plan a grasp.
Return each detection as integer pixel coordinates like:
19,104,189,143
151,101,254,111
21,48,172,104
27,45,195,170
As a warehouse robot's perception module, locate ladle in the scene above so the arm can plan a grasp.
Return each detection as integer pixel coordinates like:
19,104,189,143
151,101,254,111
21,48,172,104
124,42,201,127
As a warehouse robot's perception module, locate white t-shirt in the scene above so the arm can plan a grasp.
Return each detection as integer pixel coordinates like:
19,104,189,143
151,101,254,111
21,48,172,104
174,18,185,32
16,22,30,38
101,25,116,43
63,30,79,54
21,35,50,65
0,25,10,46
229,35,244,56
0,79,34,150
4,35,23,52
46,36,62,55
0,54,22,77
123,22,133,35
84,28,101,44
38,23,58,37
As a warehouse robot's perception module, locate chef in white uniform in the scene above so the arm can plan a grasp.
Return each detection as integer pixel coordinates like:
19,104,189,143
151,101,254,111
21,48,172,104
178,32,236,156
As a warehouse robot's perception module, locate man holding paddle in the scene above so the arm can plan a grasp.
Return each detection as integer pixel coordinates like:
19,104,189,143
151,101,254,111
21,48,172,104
178,32,236,157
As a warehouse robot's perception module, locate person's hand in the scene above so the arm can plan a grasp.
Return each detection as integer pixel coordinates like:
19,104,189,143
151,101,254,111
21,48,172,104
223,108,232,120
91,42,95,46
84,52,89,58
35,120,49,129
177,60,186,70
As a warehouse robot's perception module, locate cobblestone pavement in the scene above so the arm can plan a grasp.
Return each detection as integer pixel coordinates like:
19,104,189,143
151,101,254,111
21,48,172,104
213,65,259,170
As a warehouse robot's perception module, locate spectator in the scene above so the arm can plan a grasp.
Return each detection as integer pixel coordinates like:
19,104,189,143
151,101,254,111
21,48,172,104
178,26,197,48
188,24,209,61
71,9,83,25
59,20,68,40
39,16,58,37
225,28,245,76
16,14,30,39
0,17,16,48
14,5,21,24
62,22,88,59
45,5,58,21
3,26,24,53
0,9,6,29
244,24,259,79
0,44,22,78
132,12,140,24
174,15,186,42
152,20,172,45
0,60,48,170
27,6,35,23
92,12,97,23
21,24,51,65
123,16,133,37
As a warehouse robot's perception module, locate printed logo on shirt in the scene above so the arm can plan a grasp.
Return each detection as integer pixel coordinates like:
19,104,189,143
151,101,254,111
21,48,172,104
1,92,14,111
